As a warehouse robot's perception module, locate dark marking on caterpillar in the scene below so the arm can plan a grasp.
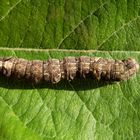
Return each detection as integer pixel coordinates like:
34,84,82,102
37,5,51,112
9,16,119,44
0,56,139,84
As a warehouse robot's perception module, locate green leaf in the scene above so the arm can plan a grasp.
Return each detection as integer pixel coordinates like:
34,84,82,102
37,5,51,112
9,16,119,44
0,0,140,50
0,0,140,140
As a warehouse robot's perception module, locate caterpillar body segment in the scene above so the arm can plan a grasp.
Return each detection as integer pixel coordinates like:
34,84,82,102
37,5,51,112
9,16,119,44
0,56,139,84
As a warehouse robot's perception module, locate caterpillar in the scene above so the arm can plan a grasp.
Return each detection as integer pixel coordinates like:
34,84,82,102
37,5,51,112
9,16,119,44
0,56,139,84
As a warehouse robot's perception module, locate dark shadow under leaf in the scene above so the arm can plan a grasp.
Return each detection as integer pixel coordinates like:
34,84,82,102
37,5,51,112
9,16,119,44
0,76,115,91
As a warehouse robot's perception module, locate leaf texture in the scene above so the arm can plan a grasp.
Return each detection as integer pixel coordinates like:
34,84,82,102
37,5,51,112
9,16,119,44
0,0,140,140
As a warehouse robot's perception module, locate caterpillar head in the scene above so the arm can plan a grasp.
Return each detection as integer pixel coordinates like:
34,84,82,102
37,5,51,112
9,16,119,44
121,58,139,80
124,58,139,72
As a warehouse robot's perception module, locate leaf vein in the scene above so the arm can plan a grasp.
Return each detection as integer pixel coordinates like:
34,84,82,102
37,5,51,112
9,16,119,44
97,16,140,50
0,0,23,22
57,1,108,49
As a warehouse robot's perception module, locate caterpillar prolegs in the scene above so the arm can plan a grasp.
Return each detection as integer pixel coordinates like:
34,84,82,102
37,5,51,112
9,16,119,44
0,56,139,84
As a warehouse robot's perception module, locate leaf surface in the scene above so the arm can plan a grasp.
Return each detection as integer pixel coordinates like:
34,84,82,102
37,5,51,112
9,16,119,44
0,0,140,140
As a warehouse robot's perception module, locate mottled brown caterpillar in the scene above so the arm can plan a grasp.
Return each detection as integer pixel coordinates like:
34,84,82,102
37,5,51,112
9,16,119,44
0,56,139,84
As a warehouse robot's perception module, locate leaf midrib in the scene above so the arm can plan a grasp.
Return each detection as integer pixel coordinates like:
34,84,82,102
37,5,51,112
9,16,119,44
0,47,139,53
